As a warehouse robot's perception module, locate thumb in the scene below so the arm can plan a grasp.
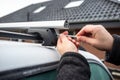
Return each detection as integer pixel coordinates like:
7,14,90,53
77,36,96,45
60,34,68,43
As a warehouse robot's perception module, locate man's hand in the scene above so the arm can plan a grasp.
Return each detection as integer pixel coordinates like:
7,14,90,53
57,31,78,55
76,25,114,51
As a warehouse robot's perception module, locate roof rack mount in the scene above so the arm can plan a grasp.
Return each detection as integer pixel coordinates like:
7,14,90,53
0,20,70,46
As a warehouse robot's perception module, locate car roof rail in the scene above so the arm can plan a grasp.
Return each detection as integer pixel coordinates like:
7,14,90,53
0,20,70,46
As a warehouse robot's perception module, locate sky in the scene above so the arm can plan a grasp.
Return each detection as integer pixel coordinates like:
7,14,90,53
0,0,50,18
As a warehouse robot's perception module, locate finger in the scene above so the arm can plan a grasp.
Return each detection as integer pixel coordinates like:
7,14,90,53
76,42,80,47
72,39,76,43
58,30,68,42
71,39,79,48
61,31,71,41
60,34,69,43
67,36,72,41
76,25,94,36
77,36,96,46
62,31,68,35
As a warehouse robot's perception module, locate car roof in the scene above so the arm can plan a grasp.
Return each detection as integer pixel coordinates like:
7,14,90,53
0,40,107,72
0,40,114,80
79,50,103,64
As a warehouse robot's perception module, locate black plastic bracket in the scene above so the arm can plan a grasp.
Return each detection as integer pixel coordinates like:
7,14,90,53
28,28,57,46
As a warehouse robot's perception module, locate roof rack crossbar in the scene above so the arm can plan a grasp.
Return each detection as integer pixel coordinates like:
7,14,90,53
0,20,69,29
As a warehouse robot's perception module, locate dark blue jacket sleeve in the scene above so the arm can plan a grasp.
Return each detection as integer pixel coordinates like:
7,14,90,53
57,52,91,80
106,34,120,65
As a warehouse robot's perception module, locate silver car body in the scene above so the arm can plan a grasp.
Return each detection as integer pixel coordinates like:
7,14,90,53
0,40,114,79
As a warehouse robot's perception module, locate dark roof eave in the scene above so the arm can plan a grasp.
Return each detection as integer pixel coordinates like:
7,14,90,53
68,20,120,29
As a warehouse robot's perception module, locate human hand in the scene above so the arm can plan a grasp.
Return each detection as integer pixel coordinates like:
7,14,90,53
57,31,78,55
76,25,113,51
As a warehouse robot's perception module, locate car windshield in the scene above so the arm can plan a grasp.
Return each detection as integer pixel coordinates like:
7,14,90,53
22,62,112,80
